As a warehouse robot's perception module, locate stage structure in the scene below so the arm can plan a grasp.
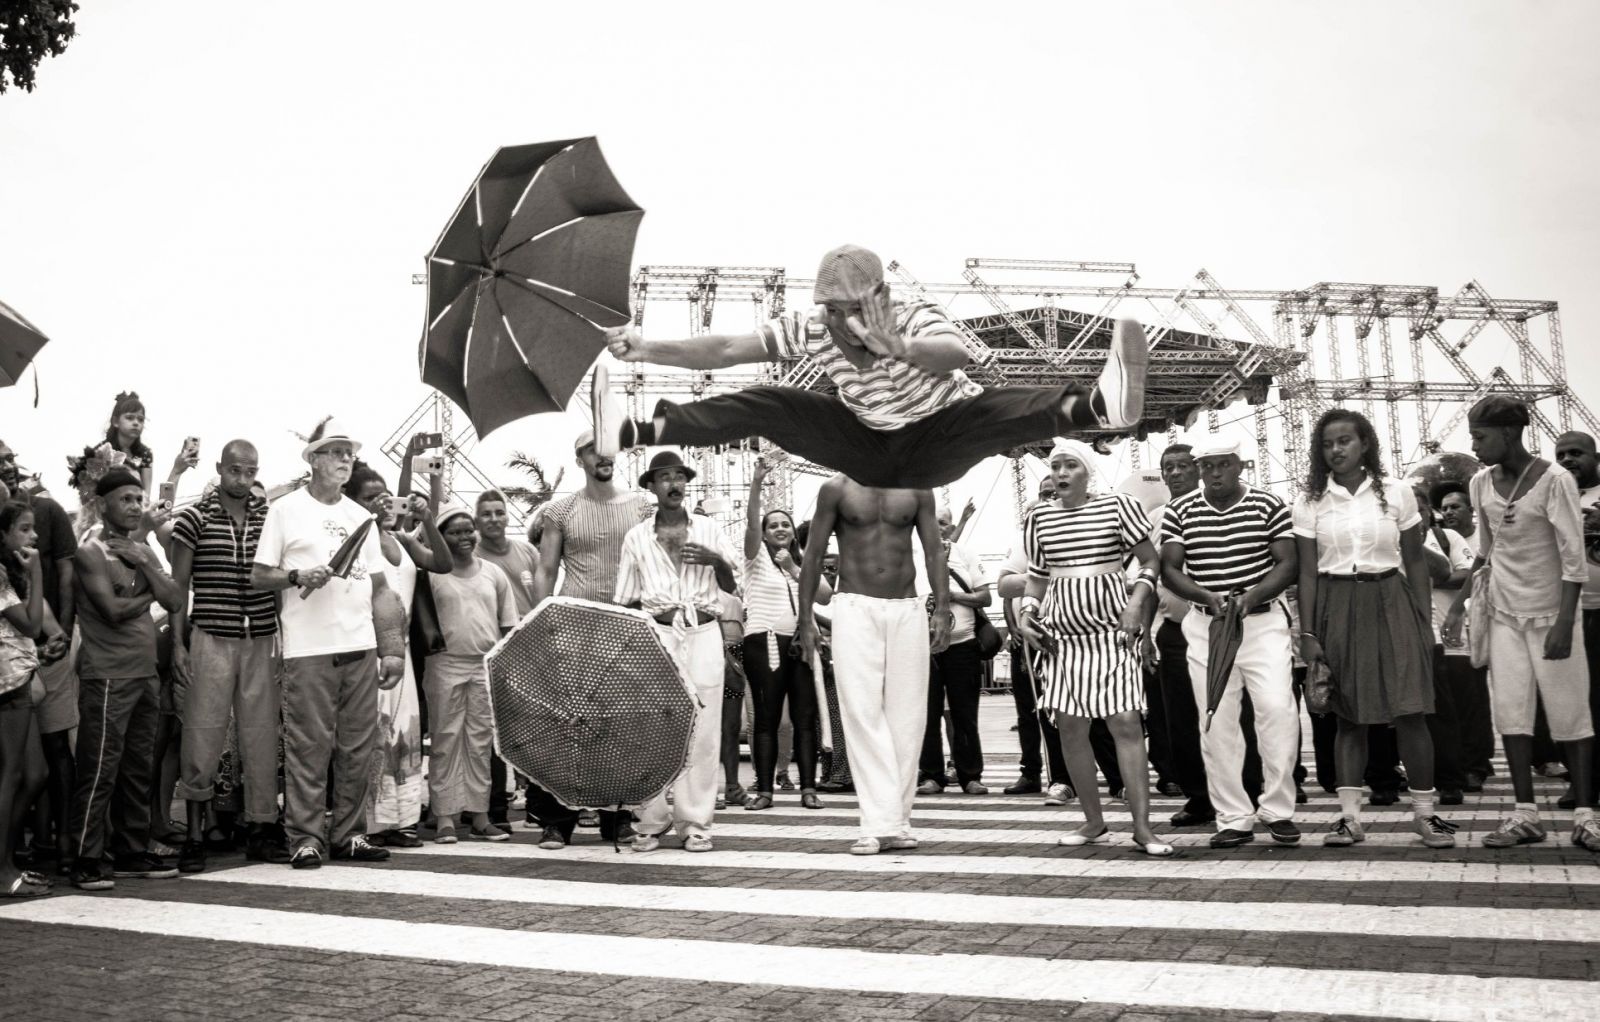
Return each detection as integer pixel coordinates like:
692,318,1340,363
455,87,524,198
407,261,1586,531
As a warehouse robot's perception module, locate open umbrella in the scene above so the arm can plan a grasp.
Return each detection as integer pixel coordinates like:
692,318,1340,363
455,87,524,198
0,298,48,401
486,597,698,809
419,137,643,437
1203,594,1246,732
297,516,375,601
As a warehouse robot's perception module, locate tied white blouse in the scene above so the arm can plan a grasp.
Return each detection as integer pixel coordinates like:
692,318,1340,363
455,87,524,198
1291,475,1421,574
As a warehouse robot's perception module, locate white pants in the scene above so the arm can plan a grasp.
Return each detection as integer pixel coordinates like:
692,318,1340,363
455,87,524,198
831,594,929,840
636,620,725,839
1487,613,1593,741
1183,608,1299,831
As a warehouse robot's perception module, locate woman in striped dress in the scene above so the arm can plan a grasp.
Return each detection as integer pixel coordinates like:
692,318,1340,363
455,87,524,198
1017,440,1172,856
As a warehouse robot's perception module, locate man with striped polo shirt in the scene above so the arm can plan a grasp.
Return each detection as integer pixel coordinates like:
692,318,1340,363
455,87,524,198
595,245,1150,490
615,450,743,853
1159,435,1301,849
169,440,286,872
525,428,652,848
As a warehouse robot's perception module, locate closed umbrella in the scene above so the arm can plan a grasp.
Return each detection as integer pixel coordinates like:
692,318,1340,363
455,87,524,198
1203,594,1246,732
486,597,698,809
297,516,375,601
419,137,643,437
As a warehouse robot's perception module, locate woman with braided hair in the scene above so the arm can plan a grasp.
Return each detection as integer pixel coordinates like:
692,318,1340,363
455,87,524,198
1294,408,1456,849
68,392,198,537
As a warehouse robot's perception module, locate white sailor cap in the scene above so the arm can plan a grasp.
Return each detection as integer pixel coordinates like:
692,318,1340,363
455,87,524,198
1190,434,1243,460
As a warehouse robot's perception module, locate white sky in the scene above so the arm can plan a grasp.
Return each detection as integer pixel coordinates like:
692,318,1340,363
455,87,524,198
3,0,1597,558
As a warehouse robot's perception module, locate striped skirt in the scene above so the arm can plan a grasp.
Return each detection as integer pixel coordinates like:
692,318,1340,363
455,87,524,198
1037,574,1145,719
1317,573,1435,725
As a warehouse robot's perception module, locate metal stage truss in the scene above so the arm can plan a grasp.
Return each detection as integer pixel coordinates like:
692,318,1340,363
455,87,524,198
407,260,1586,530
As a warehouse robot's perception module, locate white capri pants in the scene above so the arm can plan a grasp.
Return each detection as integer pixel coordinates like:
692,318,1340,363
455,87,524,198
1487,612,1593,741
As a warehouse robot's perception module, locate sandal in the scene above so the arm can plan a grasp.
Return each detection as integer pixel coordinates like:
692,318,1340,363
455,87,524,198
801,791,824,810
21,870,53,887
743,793,774,811
1131,839,1176,857
3,875,50,898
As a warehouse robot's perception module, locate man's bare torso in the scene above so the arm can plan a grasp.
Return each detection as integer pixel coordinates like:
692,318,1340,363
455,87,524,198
834,478,923,599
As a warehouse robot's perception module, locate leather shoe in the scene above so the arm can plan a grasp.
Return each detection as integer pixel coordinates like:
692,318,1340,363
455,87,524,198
1170,808,1216,828
1209,828,1255,849
1440,789,1465,806
1463,772,1485,793
1369,790,1400,807
1003,777,1042,796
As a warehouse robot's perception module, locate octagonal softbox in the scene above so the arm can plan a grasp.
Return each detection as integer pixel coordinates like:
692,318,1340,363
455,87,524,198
485,597,699,809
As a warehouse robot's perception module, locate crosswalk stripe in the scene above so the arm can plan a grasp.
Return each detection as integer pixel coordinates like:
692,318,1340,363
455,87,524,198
536,820,1547,847
718,805,1561,826
4,896,1590,1021
189,863,1600,943
393,841,1600,886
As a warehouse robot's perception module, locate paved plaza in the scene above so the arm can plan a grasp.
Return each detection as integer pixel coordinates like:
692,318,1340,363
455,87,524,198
3,698,1597,1022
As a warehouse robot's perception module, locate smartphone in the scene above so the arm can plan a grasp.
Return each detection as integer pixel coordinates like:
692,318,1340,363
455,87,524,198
184,436,201,458
413,432,444,451
159,481,176,506
411,454,446,476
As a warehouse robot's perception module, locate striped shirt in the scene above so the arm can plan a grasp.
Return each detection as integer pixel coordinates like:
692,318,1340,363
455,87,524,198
1025,494,1151,577
615,512,743,621
1160,485,1292,596
543,491,654,604
170,492,278,640
762,301,982,430
743,549,798,636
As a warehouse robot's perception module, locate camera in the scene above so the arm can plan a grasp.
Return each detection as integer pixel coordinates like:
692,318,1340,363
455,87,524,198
410,454,446,477
383,495,411,519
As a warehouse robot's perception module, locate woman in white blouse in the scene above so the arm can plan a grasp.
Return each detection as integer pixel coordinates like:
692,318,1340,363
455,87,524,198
741,458,831,810
1293,410,1457,849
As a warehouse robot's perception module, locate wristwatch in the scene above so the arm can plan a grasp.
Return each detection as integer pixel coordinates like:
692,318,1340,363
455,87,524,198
288,569,301,586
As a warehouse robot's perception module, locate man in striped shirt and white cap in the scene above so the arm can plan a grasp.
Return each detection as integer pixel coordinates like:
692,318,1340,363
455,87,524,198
596,244,1150,490
1159,434,1301,850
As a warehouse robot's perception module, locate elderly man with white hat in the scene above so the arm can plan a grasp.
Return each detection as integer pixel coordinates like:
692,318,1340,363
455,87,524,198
1158,433,1302,849
250,418,409,870
597,244,1152,490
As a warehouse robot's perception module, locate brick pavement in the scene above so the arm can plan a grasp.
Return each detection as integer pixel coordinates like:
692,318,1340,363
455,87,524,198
3,698,1598,1020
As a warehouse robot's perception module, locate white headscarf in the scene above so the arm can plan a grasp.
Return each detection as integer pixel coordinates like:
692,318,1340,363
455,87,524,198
1046,438,1104,492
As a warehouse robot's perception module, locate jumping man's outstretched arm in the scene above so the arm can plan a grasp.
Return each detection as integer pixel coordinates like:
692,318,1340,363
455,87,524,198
605,324,770,371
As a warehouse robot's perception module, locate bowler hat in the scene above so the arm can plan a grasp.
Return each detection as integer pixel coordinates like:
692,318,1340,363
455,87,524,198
638,450,697,488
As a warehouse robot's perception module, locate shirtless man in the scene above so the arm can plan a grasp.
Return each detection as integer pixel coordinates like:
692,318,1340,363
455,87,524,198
795,476,949,855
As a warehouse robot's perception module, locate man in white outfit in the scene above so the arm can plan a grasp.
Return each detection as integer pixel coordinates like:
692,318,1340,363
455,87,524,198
614,451,742,853
795,475,951,855
1158,435,1301,849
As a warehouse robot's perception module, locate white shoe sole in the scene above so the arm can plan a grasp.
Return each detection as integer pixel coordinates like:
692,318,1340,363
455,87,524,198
1057,829,1111,847
849,840,881,856
1096,318,1149,430
591,363,619,457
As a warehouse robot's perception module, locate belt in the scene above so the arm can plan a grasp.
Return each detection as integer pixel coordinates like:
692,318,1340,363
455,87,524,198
1195,602,1273,618
1049,561,1122,580
1319,568,1399,583
653,608,719,628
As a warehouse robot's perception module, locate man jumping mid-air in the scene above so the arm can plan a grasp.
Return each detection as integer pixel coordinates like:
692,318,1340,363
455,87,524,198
595,245,1149,490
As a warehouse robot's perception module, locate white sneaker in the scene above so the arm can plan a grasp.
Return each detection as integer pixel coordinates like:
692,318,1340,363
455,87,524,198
1093,318,1149,430
1043,782,1073,806
630,831,664,853
591,363,620,457
882,836,918,851
684,834,713,853
849,836,881,856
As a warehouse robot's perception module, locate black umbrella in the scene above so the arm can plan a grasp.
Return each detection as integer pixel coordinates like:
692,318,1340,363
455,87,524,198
0,298,48,401
419,137,643,437
1203,594,1246,732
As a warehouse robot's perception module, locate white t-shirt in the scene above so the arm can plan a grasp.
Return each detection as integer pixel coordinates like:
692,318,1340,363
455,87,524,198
916,540,990,645
254,487,385,658
1581,483,1600,611
1423,525,1475,652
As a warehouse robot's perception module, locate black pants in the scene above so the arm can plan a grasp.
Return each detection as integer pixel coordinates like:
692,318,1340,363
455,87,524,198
1143,664,1173,787
1010,644,1068,783
1454,655,1495,778
1427,646,1470,792
1310,712,1407,790
658,383,1091,490
744,633,818,791
920,638,985,788
1156,620,1213,813
524,783,628,842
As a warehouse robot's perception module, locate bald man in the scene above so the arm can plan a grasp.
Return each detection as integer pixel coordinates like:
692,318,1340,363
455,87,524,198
169,440,287,872
1555,431,1600,800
